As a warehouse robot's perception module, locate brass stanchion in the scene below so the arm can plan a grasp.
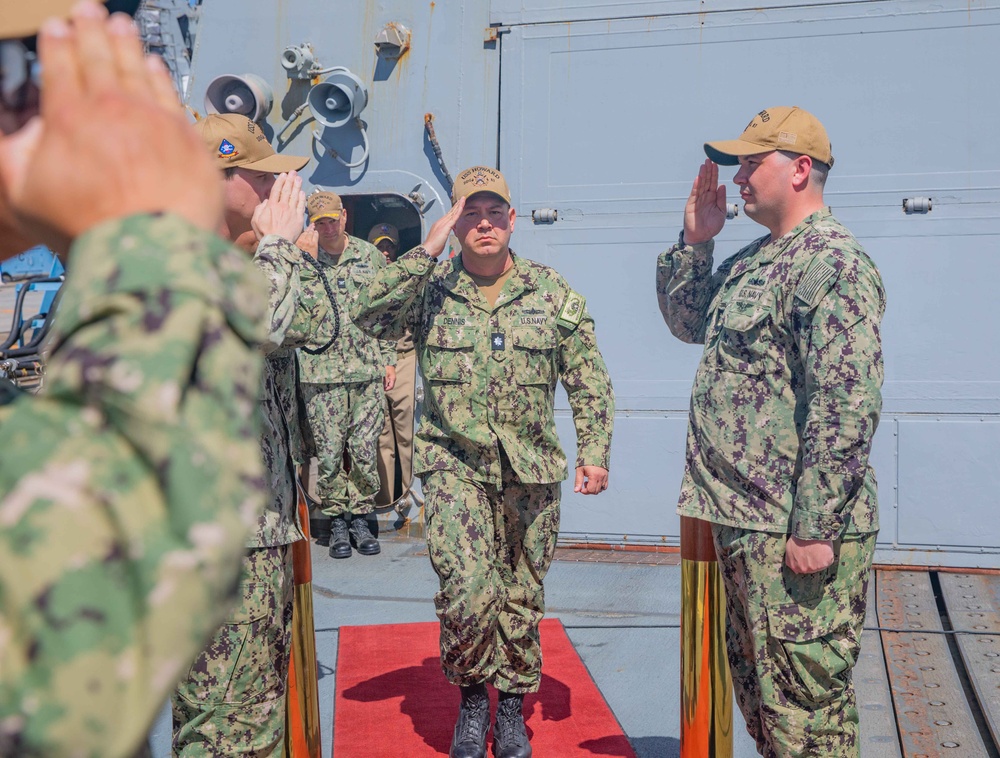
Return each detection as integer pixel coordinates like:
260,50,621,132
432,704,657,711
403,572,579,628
680,517,733,758
285,486,322,758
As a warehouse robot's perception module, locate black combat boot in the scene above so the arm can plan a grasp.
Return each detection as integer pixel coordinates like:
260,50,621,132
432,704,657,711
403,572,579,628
450,683,491,758
328,516,351,559
348,515,381,556
493,692,531,758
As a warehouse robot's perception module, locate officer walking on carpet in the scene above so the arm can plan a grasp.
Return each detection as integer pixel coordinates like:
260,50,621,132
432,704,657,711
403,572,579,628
354,165,615,758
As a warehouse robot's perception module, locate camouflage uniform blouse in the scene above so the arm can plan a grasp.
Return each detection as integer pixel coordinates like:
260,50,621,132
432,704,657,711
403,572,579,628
0,215,269,757
297,235,395,384
252,234,331,547
656,208,885,540
354,249,614,486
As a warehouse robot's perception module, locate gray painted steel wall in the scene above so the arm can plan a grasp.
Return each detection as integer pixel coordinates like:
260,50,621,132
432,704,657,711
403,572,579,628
188,0,1000,567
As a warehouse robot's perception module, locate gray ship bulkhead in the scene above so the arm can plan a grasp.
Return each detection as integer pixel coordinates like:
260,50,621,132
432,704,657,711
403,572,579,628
183,0,1000,565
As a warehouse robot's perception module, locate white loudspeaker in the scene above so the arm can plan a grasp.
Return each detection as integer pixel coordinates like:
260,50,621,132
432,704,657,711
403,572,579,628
204,73,274,122
307,70,368,129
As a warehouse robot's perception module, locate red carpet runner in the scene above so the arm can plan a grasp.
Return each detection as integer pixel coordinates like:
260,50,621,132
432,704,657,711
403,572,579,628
334,618,637,757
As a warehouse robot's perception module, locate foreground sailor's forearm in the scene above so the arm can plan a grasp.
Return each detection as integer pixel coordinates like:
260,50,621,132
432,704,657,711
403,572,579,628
0,213,270,757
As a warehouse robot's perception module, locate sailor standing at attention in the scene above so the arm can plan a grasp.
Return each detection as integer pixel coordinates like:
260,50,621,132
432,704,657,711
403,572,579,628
354,166,615,758
657,107,885,757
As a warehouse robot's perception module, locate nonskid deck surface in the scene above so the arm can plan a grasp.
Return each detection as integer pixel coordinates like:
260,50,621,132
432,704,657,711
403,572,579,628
145,533,1000,757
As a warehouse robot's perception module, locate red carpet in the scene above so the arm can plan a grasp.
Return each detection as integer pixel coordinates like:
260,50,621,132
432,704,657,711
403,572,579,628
334,618,637,757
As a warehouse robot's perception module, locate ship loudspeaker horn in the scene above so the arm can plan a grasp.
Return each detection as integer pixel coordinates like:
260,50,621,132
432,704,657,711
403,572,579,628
204,73,274,122
307,70,368,129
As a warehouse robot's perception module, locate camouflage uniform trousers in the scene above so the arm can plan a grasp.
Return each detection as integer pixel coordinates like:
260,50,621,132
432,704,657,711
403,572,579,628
423,467,560,694
711,524,876,758
172,544,294,756
300,379,384,518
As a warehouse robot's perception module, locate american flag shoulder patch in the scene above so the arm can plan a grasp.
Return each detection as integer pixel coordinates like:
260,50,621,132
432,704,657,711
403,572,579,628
795,259,837,306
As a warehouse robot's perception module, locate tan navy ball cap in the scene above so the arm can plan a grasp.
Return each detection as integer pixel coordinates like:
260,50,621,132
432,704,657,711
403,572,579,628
195,113,308,174
368,222,399,246
704,106,834,168
307,191,344,223
451,165,512,205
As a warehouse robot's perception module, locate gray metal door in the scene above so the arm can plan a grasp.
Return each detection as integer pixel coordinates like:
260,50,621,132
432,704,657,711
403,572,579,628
496,0,1000,565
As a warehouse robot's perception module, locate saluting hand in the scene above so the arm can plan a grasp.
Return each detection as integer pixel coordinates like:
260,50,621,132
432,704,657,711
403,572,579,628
0,2,225,254
252,171,306,242
422,196,465,258
574,466,609,495
296,224,319,258
683,159,727,245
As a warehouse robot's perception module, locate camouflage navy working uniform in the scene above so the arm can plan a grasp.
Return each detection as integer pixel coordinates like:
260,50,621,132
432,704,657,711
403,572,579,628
172,233,328,756
657,208,885,756
298,235,395,519
0,214,269,758
355,249,614,693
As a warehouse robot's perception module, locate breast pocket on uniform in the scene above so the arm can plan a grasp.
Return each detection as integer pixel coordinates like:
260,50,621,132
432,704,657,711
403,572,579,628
512,327,557,386
348,266,374,291
715,296,778,376
424,328,475,383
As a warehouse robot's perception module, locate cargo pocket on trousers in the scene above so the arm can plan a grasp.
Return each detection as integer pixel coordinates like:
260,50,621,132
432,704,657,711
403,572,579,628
766,594,856,707
211,581,272,704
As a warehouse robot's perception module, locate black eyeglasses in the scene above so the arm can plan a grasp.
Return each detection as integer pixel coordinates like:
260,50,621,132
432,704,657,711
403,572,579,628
0,40,39,113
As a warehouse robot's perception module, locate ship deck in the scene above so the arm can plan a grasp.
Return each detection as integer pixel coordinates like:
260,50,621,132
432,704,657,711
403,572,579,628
148,530,1000,757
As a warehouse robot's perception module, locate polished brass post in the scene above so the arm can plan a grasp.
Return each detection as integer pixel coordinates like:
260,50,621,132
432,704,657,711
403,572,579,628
285,486,322,758
680,516,733,758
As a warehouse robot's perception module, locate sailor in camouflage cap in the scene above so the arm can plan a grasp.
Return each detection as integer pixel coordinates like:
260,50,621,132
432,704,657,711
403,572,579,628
354,166,614,758
656,107,885,757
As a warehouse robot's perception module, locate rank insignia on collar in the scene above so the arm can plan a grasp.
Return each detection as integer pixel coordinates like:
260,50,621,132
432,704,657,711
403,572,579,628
491,332,506,351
